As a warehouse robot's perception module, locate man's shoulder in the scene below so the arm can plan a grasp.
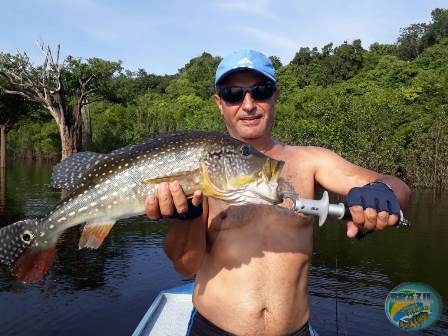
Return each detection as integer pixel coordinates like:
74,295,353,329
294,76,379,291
279,145,342,173
283,144,333,157
268,141,340,167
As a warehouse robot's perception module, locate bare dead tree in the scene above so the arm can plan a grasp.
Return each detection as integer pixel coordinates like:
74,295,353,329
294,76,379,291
0,43,94,160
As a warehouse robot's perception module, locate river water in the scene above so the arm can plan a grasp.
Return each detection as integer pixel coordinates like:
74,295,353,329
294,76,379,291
0,162,446,336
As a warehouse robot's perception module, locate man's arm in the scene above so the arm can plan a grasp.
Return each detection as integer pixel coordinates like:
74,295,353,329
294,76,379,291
145,182,207,277
372,174,411,209
311,147,411,237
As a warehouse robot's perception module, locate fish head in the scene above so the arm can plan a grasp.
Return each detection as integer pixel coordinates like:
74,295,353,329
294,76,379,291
200,137,284,204
0,219,39,267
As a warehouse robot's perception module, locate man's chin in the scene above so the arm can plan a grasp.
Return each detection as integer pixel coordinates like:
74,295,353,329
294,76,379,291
236,126,266,140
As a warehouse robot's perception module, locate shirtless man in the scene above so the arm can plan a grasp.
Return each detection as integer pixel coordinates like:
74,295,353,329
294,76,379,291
145,50,411,335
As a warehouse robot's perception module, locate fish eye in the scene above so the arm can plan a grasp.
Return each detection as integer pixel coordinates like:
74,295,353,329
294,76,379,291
20,230,34,245
240,144,251,156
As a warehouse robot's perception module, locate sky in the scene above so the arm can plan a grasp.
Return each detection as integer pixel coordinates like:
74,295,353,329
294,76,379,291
1,0,447,75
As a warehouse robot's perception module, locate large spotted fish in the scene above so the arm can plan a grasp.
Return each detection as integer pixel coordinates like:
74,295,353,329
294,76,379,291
0,131,284,283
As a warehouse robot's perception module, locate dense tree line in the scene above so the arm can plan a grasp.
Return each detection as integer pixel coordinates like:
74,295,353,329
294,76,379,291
2,8,448,189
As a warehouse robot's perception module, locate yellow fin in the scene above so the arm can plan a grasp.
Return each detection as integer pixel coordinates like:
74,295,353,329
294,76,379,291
143,169,202,197
79,220,116,249
200,161,228,200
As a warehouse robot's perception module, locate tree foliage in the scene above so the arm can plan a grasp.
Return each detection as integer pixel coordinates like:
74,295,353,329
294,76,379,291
4,8,448,189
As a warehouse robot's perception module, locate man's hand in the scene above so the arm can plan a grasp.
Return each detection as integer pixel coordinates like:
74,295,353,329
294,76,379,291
346,181,400,238
145,181,203,220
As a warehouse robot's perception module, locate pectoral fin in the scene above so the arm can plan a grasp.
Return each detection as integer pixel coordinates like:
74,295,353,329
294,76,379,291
79,220,116,249
143,169,202,196
200,161,228,200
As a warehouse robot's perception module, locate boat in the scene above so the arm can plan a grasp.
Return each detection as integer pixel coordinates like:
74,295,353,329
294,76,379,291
132,282,194,336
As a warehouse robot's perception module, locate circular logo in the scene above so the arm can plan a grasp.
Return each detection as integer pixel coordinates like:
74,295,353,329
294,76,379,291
385,282,443,331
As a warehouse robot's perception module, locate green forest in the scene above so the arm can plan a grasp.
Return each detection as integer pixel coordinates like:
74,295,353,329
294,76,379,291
1,8,448,189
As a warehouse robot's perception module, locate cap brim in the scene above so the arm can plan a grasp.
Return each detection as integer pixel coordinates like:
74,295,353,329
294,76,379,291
215,67,276,85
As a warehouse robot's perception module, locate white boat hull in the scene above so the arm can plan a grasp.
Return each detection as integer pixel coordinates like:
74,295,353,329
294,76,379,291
133,283,194,336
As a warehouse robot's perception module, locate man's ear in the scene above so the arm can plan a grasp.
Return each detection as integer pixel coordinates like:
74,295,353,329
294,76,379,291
274,86,280,102
214,94,224,115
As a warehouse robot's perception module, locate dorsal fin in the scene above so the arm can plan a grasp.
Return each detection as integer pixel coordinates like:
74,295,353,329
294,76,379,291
51,152,105,190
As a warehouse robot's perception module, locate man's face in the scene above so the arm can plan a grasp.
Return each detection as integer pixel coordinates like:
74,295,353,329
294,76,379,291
214,70,279,142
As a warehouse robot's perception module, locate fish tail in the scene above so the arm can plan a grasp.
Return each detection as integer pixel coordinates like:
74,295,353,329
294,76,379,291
0,219,57,283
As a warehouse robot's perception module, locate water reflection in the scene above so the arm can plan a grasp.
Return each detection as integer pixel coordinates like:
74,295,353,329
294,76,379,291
0,162,446,335
309,191,448,335
0,167,22,225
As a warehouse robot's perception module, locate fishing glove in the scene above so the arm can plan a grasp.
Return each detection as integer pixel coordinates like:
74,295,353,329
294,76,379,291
347,181,400,216
172,199,203,220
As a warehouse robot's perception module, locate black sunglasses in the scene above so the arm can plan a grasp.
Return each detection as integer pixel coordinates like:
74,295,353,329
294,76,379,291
217,83,276,104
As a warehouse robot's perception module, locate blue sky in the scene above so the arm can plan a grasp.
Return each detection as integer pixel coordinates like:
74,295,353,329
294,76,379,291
1,0,446,75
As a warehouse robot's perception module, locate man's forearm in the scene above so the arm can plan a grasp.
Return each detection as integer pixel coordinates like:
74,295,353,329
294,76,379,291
163,217,206,277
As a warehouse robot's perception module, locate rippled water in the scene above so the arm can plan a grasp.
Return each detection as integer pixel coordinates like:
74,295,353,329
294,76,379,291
0,163,446,335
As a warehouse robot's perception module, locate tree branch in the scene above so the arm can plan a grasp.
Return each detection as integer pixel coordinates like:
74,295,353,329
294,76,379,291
83,97,101,105
1,88,43,103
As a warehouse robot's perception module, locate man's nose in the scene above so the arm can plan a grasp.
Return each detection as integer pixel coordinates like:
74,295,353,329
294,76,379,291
241,92,256,111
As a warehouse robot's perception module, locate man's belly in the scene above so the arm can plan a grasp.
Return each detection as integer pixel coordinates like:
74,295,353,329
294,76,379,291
193,203,314,335
194,251,311,335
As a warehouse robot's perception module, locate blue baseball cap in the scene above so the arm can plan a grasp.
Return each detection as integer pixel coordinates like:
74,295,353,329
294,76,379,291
215,49,276,85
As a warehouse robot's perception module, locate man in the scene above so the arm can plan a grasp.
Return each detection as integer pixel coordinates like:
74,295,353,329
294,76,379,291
145,50,411,335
